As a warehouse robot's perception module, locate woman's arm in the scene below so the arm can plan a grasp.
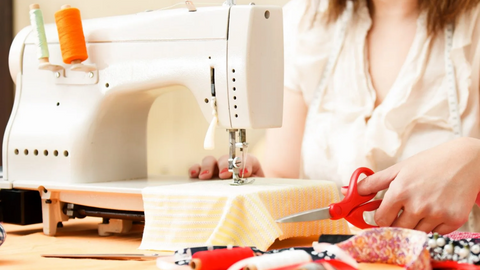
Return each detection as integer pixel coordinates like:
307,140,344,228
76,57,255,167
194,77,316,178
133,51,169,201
262,88,308,179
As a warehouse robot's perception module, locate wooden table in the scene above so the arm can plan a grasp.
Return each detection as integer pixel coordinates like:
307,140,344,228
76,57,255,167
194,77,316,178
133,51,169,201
0,217,159,269
0,217,400,270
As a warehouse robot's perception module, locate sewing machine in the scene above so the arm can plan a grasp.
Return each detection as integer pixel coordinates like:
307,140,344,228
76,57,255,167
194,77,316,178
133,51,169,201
1,2,283,236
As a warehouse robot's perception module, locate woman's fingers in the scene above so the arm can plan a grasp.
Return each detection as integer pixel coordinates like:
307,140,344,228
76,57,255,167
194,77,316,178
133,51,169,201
250,155,265,177
238,154,253,178
189,154,264,180
374,193,404,227
217,155,232,179
188,164,201,178
432,223,460,235
236,154,265,178
198,156,219,180
218,154,265,178
356,165,400,196
414,218,442,234
389,210,422,230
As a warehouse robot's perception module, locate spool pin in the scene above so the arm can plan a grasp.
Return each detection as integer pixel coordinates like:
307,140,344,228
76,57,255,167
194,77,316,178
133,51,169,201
55,4,95,72
29,3,63,72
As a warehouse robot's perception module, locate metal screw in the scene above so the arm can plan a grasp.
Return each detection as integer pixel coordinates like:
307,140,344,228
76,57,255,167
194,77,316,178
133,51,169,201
88,72,94,78
232,157,241,168
55,72,60,78
45,199,52,204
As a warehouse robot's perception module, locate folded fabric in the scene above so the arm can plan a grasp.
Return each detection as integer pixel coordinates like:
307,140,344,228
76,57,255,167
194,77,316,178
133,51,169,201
336,227,431,270
140,178,350,251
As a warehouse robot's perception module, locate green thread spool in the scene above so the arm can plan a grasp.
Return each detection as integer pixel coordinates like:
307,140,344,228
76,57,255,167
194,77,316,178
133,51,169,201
29,4,49,60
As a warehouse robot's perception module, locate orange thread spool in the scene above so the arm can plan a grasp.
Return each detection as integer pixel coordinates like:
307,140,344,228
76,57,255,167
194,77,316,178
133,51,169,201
55,5,88,64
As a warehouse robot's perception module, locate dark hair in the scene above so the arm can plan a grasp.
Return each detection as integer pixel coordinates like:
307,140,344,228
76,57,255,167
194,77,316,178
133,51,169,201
326,0,480,35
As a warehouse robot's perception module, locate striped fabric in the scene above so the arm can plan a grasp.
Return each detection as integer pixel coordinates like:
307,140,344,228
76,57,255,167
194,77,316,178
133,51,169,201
140,178,350,251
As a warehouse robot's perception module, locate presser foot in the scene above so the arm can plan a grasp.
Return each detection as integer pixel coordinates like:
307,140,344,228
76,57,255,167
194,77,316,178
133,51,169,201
230,177,255,186
229,158,255,185
228,129,254,186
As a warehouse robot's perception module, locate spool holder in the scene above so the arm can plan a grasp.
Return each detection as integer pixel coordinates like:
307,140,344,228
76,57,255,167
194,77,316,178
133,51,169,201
41,60,99,85
70,60,97,72
37,58,65,73
54,67,99,85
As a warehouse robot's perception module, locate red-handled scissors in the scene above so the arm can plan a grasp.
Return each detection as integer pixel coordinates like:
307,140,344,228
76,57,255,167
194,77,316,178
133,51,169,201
276,167,382,229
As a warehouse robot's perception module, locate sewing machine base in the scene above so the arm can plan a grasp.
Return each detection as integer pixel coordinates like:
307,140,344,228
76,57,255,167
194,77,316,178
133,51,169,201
0,176,199,236
0,189,43,225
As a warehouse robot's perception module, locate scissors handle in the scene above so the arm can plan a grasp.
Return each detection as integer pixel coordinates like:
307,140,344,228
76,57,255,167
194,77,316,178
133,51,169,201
329,167,377,220
345,200,382,229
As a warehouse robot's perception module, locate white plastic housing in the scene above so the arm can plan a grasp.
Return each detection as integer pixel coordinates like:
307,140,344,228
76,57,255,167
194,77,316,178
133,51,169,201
3,5,284,184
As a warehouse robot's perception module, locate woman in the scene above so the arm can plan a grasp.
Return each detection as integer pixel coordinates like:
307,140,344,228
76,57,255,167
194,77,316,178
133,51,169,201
190,0,480,234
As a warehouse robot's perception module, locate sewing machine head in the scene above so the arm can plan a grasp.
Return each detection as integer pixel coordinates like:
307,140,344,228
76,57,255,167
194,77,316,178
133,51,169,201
3,2,284,185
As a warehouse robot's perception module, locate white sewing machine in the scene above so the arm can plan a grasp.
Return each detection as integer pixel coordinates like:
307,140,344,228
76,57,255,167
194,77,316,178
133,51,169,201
1,1,283,235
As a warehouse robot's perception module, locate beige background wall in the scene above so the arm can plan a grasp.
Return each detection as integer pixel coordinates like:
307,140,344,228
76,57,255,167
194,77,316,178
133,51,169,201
12,0,289,176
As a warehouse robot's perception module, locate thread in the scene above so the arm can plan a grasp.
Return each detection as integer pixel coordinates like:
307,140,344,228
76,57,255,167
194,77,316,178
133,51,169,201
29,4,49,60
54,5,88,64
243,250,312,270
190,247,255,270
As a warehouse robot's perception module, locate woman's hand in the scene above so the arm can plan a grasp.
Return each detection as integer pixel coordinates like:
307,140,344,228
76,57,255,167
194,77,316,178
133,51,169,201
351,137,480,234
188,154,265,180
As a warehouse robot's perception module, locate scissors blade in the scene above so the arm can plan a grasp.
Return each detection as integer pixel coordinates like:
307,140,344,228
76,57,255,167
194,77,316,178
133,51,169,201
41,253,171,261
276,207,331,223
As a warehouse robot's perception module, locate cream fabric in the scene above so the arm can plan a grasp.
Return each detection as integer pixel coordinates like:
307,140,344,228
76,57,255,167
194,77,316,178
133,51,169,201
140,179,349,251
283,0,480,231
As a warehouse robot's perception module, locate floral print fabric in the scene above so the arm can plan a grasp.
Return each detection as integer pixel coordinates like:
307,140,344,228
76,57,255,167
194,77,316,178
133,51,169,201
336,227,431,270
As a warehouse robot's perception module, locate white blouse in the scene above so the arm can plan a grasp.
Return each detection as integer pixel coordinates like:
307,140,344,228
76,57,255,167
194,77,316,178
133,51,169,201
283,0,480,231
